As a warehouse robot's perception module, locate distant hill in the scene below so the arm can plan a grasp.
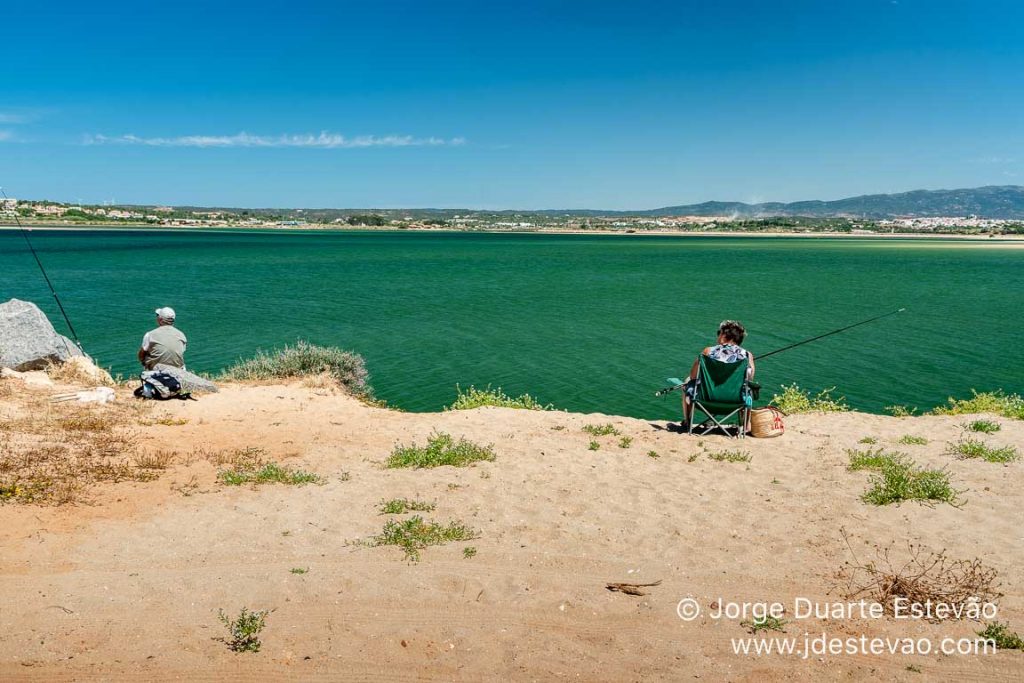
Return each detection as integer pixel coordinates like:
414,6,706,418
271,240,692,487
641,185,1024,219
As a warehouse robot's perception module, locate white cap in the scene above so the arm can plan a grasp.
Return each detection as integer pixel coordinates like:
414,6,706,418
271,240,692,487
155,307,176,321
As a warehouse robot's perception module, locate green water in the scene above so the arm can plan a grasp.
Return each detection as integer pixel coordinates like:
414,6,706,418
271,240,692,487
2,228,1021,419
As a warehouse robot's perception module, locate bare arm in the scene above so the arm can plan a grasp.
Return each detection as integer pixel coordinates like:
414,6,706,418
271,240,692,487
687,347,711,381
747,352,756,380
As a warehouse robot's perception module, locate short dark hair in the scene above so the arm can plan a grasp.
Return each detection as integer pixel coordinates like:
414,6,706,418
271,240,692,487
717,320,746,344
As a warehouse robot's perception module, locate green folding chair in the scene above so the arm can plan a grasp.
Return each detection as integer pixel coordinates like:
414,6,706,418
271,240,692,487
688,355,751,438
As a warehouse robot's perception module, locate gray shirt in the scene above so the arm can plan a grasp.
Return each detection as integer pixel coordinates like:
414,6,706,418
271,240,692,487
141,325,187,369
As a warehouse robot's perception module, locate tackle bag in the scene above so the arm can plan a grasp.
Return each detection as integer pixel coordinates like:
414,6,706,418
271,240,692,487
134,371,193,400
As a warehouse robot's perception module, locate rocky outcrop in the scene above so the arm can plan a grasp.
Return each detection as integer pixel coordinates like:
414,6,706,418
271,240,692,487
0,299,86,371
152,363,219,394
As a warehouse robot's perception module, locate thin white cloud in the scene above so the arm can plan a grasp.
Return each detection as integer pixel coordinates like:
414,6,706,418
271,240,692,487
83,132,466,149
0,130,13,142
0,113,27,124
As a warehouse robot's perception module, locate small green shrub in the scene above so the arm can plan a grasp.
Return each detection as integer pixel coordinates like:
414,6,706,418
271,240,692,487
647,450,660,459
222,341,369,394
977,622,1024,650
618,436,633,449
218,608,268,652
741,616,786,633
707,450,751,463
379,498,436,514
858,436,878,444
966,420,1001,434
947,439,1019,464
446,385,552,411
218,461,322,486
463,546,477,559
367,516,479,561
885,405,918,417
386,432,495,469
771,384,849,414
588,440,600,451
930,390,1024,420
290,567,308,574
897,435,928,446
582,423,620,436
847,448,909,472
858,457,962,506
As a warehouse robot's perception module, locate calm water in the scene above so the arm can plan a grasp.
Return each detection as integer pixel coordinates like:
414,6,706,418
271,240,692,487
2,228,1022,419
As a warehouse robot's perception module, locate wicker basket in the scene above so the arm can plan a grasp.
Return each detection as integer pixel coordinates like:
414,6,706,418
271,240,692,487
750,407,785,438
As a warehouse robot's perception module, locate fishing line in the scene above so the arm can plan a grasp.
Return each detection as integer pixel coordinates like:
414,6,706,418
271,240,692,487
2,187,85,354
757,308,906,360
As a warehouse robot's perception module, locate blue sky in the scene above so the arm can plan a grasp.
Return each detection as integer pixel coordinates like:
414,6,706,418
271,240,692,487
1,0,1021,209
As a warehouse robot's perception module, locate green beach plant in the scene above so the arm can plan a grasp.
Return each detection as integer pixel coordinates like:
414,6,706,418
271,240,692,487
929,390,1024,420
385,431,495,469
221,341,369,395
885,405,918,417
977,622,1024,650
218,461,322,486
446,385,552,411
707,449,751,463
965,419,1001,434
847,448,909,472
218,608,268,653
618,436,633,448
366,515,479,562
858,436,878,444
847,448,962,505
947,438,1018,464
897,435,928,446
741,615,786,634
582,423,620,436
378,497,437,514
771,384,849,414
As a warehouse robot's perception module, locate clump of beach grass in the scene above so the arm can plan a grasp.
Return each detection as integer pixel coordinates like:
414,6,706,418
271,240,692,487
366,515,479,562
742,616,787,634
221,340,369,395
946,438,1018,464
885,405,918,417
707,449,751,463
858,436,878,444
847,448,908,472
582,423,620,436
929,390,1024,420
977,622,1024,650
965,419,1001,434
218,607,268,653
588,440,600,451
446,384,552,411
897,435,928,446
618,436,633,448
771,384,849,414
378,497,436,514
216,448,322,486
849,450,962,506
385,431,495,469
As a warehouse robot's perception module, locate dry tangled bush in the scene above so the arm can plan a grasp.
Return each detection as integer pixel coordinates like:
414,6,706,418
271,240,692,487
835,530,1002,622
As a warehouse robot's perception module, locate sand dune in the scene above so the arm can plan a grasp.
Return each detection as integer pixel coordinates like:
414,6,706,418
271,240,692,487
1,380,1022,681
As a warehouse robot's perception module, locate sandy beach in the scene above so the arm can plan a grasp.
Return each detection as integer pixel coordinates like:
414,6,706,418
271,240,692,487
1,374,1022,681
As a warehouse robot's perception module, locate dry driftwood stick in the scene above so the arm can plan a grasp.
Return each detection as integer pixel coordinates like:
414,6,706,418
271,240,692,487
606,580,662,596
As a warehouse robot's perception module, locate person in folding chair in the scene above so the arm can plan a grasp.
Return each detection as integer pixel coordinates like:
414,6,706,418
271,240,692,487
681,320,756,437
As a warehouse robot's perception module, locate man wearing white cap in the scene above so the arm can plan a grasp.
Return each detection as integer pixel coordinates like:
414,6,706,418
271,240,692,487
138,307,188,370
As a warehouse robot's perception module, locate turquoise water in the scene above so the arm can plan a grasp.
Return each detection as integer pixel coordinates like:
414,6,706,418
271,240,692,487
2,228,1021,419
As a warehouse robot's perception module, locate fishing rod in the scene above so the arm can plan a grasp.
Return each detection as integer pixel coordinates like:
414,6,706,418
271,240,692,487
655,308,906,396
2,187,85,354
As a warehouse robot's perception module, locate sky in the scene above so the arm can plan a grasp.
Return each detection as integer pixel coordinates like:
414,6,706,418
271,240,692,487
1,0,1022,210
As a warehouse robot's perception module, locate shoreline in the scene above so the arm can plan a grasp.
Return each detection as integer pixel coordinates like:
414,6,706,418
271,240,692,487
3,222,1024,242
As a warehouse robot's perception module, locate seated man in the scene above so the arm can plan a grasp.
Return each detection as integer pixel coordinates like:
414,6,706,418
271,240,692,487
682,319,755,428
138,307,187,370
